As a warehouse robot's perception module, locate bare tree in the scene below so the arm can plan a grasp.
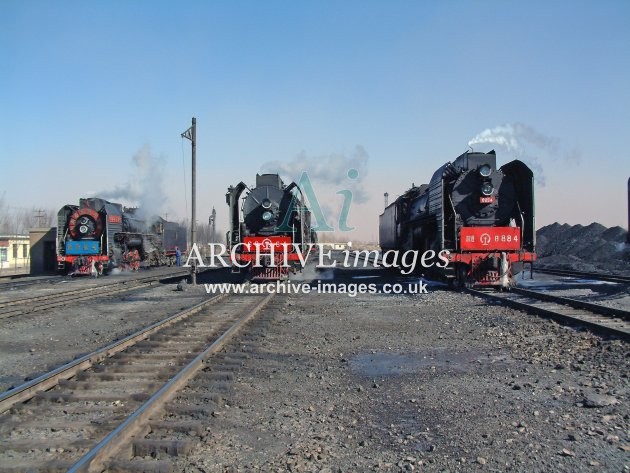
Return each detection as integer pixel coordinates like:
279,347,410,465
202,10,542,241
0,195,56,235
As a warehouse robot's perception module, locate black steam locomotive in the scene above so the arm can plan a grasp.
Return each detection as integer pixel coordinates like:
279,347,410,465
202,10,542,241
379,150,535,287
56,197,187,276
226,173,316,279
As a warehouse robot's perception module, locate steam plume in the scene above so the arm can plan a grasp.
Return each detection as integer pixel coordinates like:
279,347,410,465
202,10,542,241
96,144,167,220
261,146,370,234
261,145,370,203
468,123,580,186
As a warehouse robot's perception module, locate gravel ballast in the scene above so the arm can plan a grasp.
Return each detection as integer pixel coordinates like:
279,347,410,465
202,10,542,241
181,287,628,472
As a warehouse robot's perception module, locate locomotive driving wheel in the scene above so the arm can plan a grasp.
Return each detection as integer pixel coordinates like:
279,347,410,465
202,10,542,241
120,249,141,271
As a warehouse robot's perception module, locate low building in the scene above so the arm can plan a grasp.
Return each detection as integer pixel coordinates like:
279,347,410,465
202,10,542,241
0,235,30,274
29,227,57,274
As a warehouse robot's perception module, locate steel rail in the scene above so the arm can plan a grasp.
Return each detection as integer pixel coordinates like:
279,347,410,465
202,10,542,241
0,269,190,309
0,270,193,319
467,288,630,339
512,287,630,320
534,267,630,284
0,293,228,413
0,275,65,290
67,292,274,473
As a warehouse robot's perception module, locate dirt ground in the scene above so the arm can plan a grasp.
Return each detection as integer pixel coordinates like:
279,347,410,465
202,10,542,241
180,278,629,472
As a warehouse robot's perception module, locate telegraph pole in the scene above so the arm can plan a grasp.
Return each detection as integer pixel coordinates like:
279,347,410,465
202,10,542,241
34,209,46,227
181,117,197,285
209,207,216,242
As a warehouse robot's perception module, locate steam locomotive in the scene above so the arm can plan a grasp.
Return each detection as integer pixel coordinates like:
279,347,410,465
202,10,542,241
56,197,187,276
226,173,316,279
379,150,535,288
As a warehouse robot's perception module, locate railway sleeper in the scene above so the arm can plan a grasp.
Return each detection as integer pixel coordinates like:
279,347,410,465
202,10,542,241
0,437,93,453
125,345,199,355
242,327,268,336
0,459,74,473
58,378,162,391
183,381,232,395
238,335,262,343
209,361,245,371
132,438,194,457
77,369,172,380
128,354,199,365
148,334,210,342
10,402,128,417
33,390,150,404
1,414,122,434
175,393,224,406
214,352,250,362
195,370,234,382
233,344,255,353
148,420,205,435
103,357,195,368
107,459,174,473
164,404,218,417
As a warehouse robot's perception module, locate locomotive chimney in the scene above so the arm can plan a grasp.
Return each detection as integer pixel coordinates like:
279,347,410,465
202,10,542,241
384,192,389,208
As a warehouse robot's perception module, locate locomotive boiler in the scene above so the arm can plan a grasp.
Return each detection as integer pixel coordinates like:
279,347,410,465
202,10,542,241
56,197,187,276
379,150,535,287
226,173,316,279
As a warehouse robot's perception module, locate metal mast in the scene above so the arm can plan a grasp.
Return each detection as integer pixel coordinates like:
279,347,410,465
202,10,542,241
209,207,216,242
181,117,197,285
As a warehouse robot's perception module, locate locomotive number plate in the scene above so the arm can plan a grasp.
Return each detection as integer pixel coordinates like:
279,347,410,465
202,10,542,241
65,240,100,255
242,236,293,252
480,196,495,204
460,227,521,251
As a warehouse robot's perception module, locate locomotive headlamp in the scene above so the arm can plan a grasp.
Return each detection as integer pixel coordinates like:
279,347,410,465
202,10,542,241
261,198,272,209
262,211,273,222
481,183,494,196
479,164,492,177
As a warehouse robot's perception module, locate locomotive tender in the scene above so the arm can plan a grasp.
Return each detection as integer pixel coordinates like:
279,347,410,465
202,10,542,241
379,150,535,287
226,173,316,279
56,197,187,276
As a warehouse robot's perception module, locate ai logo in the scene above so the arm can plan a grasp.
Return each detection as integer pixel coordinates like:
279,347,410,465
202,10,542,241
480,233,491,246
278,169,359,232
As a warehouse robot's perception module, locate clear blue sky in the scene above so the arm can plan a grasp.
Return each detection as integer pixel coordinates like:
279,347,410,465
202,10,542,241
1,0,629,240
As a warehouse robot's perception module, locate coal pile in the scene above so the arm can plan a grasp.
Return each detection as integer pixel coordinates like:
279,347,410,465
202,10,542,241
536,222,630,275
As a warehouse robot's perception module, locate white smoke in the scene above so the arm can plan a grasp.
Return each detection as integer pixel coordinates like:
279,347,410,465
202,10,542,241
260,146,370,234
468,123,580,186
261,145,370,203
96,144,167,221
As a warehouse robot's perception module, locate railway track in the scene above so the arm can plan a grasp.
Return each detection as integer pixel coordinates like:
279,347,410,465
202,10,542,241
0,274,66,291
534,267,630,284
0,289,273,472
468,286,630,339
0,270,191,319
